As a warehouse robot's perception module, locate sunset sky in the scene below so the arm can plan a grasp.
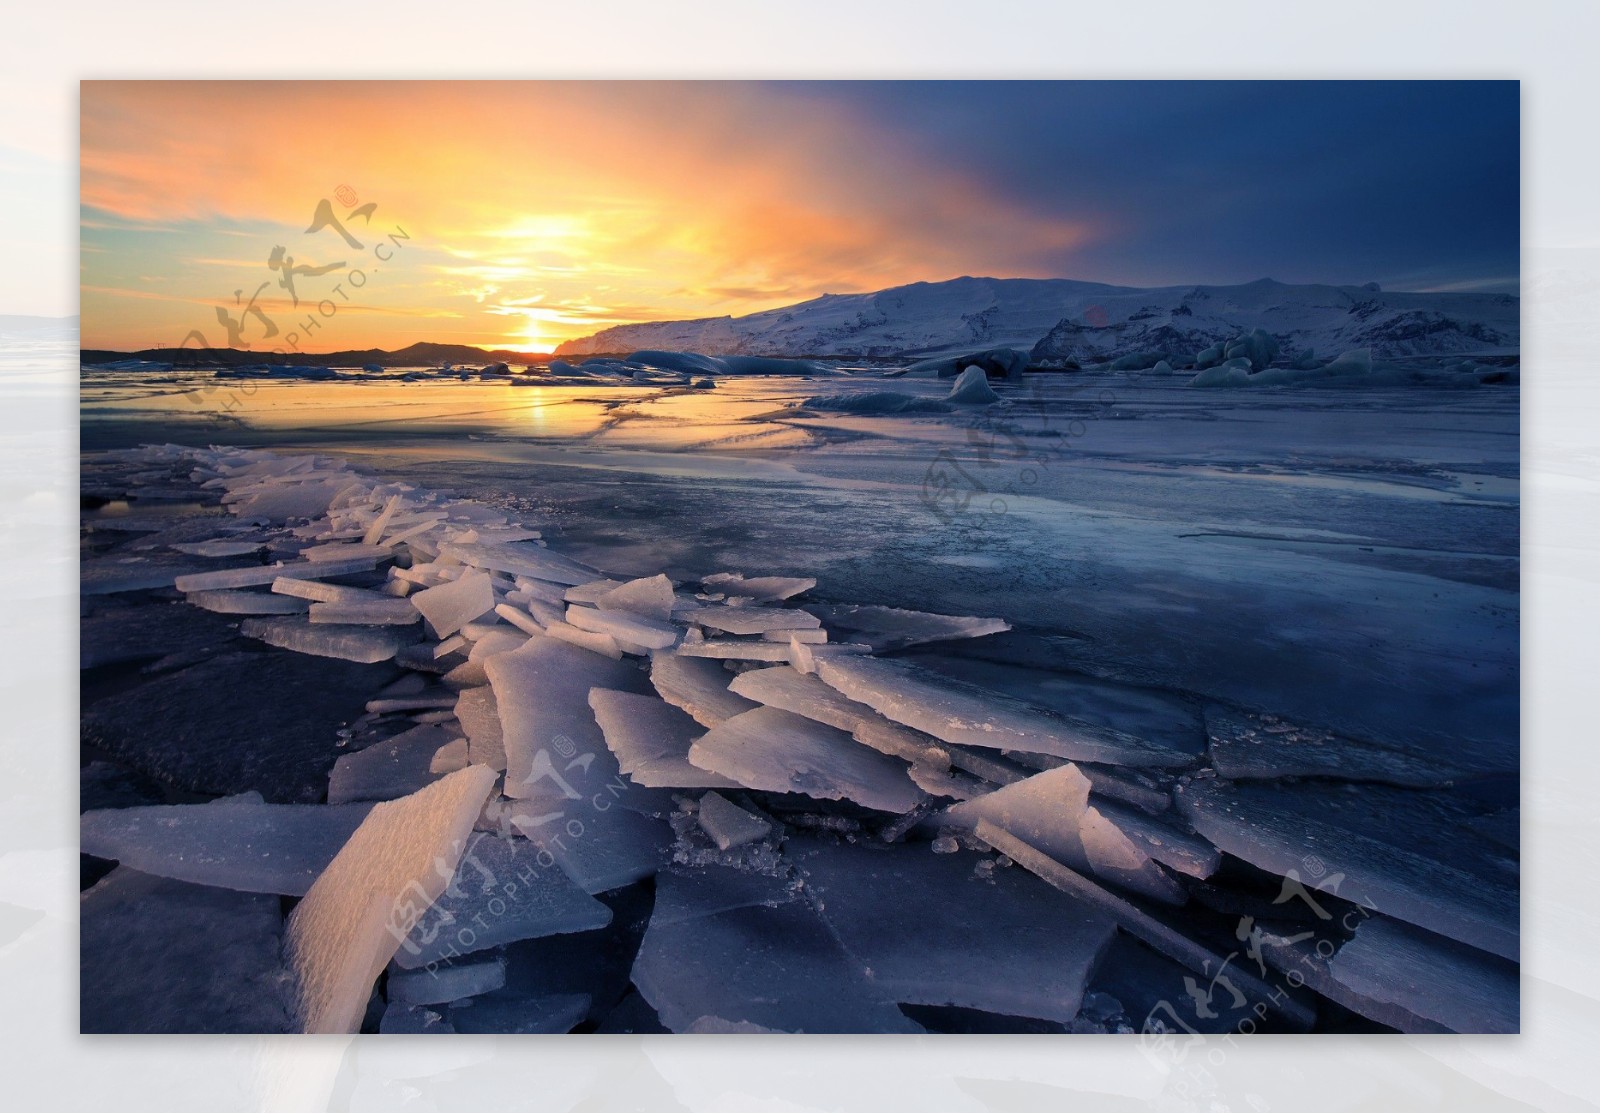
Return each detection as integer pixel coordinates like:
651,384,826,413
79,80,1519,353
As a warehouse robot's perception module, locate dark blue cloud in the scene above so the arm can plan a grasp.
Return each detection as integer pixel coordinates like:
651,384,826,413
778,81,1519,292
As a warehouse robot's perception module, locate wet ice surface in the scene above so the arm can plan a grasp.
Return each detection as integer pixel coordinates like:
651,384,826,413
77,365,1518,1034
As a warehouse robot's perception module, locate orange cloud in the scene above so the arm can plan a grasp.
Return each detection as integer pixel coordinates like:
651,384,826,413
80,82,1103,351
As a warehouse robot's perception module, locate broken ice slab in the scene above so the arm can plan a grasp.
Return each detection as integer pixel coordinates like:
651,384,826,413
764,627,826,643
1175,778,1519,961
441,539,599,587
814,654,1193,767
1204,705,1478,788
270,576,386,603
688,706,925,814
566,605,681,651
379,1002,455,1034
185,588,309,615
240,617,416,663
448,993,591,1034
174,555,378,592
327,724,460,804
285,765,499,1033
511,783,674,893
946,766,1186,904
789,838,1117,1024
588,688,740,789
674,639,792,663
975,820,1314,1029
692,606,822,637
805,603,1009,651
410,570,495,638
487,633,653,801
430,737,469,774
388,956,507,1006
80,868,293,1033
633,864,921,1033
301,541,394,563
169,539,267,558
1091,797,1219,879
909,654,1206,759
785,637,872,675
564,579,624,604
649,653,759,727
728,665,877,732
225,479,350,523
696,792,772,850
309,598,421,626
80,797,375,895
544,619,622,658
449,686,504,772
701,573,816,602
392,831,613,968
1289,915,1519,1034
595,574,675,621
492,602,544,636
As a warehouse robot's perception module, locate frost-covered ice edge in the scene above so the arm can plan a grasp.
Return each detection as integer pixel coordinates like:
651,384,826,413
78,444,1518,1036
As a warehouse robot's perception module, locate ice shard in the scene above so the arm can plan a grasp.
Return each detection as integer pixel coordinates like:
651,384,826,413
284,766,498,1033
649,653,759,727
484,634,651,799
790,838,1117,1023
632,864,921,1033
80,797,375,896
814,653,1192,767
1175,778,1519,961
327,723,460,804
239,617,415,663
391,831,613,968
588,688,739,789
688,706,924,814
410,570,495,638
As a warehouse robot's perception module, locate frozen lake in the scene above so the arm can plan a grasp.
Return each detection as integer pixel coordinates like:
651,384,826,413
82,368,1519,778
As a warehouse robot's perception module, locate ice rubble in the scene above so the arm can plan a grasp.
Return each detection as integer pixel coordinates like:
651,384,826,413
77,443,1520,1034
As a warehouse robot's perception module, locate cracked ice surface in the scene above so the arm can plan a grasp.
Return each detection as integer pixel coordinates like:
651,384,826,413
77,379,1520,1035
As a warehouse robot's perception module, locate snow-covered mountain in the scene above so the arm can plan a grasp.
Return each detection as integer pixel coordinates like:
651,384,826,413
555,276,1519,361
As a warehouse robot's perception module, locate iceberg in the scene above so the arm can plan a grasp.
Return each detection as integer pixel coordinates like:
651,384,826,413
946,365,1000,405
692,606,821,637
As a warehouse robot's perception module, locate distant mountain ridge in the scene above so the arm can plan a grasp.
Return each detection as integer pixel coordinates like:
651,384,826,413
554,276,1519,361
79,340,547,368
